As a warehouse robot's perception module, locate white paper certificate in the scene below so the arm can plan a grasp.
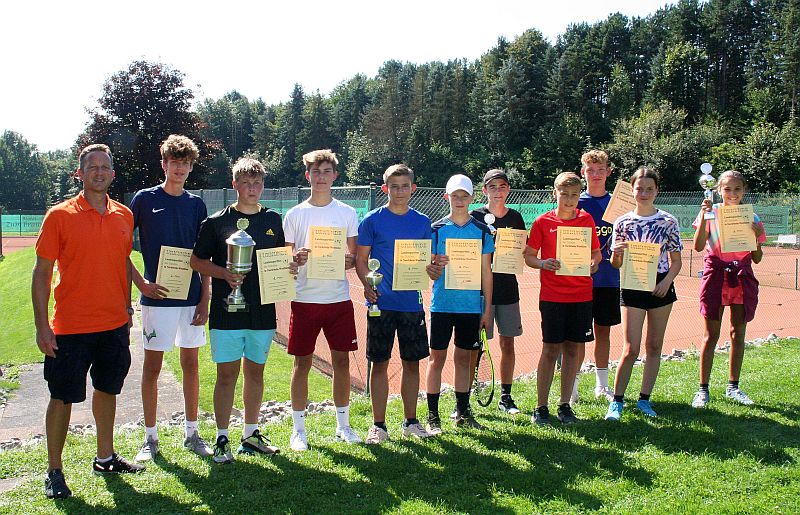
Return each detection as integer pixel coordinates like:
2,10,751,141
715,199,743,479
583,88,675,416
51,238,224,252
256,247,296,304
155,246,193,300
491,228,527,275
620,241,660,292
718,205,757,253
307,226,346,280
444,239,482,290
555,227,592,277
602,180,637,224
392,239,432,291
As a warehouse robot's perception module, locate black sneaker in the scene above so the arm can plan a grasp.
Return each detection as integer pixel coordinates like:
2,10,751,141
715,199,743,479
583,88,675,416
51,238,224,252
44,469,72,499
426,412,443,436
454,408,485,430
557,403,579,424
532,406,552,425
498,395,521,415
92,453,145,475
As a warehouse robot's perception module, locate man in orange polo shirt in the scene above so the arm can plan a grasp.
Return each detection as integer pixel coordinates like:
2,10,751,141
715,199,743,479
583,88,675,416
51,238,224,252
32,144,144,500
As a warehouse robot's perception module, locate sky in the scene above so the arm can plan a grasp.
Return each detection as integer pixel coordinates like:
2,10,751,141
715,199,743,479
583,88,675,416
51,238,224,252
1,0,671,152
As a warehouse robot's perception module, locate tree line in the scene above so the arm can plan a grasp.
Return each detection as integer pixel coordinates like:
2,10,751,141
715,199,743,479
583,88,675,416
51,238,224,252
2,0,799,210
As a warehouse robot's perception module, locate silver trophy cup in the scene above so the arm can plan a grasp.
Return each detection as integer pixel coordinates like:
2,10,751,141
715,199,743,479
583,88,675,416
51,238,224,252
699,162,717,220
366,258,383,317
225,220,256,312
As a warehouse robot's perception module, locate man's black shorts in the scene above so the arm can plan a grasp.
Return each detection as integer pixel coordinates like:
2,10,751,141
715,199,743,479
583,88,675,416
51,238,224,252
539,301,594,344
44,324,131,404
592,287,622,326
366,310,429,363
429,312,481,351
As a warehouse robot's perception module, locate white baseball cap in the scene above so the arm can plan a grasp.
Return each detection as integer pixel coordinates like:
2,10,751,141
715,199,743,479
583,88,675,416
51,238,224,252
445,174,473,195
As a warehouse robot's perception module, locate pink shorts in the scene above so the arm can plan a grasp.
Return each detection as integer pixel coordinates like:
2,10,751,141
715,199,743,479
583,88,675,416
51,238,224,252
288,300,358,356
721,274,744,306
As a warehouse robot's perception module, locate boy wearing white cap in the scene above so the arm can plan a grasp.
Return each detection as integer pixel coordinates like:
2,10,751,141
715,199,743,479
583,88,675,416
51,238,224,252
425,174,494,433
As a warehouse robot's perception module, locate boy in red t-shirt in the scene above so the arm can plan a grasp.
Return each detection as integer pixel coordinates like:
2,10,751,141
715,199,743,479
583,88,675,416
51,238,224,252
524,172,601,425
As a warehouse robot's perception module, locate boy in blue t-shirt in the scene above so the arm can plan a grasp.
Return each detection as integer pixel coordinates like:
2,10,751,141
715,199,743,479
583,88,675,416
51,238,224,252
128,135,212,462
425,174,494,434
356,164,437,444
576,150,620,403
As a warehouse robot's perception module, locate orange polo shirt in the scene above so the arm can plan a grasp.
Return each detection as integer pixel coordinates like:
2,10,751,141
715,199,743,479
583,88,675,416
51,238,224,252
35,191,133,335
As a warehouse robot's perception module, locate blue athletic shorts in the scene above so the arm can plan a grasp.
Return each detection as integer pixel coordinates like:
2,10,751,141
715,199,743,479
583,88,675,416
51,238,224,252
209,329,275,364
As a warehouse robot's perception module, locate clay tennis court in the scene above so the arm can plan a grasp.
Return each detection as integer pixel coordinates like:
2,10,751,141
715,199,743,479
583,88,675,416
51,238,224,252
0,236,37,256
276,243,800,393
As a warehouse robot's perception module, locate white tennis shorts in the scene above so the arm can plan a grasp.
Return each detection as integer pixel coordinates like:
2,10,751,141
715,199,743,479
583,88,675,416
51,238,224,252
140,305,206,352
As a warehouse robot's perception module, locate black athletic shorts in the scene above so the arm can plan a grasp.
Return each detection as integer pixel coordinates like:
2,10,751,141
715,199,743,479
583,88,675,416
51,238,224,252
366,310,429,363
539,301,594,344
592,287,622,326
429,312,481,351
44,324,131,404
621,272,677,310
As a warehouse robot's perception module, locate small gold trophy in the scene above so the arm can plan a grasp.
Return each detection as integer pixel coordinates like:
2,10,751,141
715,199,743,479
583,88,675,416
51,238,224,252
366,258,383,317
225,218,255,312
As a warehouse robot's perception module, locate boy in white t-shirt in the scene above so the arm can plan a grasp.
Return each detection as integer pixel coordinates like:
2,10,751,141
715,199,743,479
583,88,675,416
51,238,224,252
283,149,361,451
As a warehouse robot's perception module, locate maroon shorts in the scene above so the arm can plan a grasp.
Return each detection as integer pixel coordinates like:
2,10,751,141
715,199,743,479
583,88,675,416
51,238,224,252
288,300,358,356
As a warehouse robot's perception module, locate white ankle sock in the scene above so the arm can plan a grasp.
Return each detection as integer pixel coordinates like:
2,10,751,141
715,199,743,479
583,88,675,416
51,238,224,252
145,425,158,442
292,410,306,433
185,420,198,438
335,405,350,429
216,428,229,440
595,368,609,388
243,423,259,439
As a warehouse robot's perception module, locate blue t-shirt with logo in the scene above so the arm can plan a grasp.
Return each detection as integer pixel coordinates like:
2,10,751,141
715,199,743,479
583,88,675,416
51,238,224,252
130,186,207,306
578,192,620,288
357,206,431,312
430,216,495,314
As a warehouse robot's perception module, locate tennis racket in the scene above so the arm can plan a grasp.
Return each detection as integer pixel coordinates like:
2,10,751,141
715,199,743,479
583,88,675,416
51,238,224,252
473,327,495,407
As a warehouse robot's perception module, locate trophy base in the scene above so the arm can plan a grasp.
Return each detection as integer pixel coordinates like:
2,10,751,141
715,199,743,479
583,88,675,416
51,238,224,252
703,213,716,220
368,306,381,318
225,302,249,313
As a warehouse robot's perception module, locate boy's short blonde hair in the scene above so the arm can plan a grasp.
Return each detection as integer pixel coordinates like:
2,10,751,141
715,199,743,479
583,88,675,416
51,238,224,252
383,164,414,184
302,149,339,171
232,157,266,181
580,150,608,167
160,134,199,163
554,172,582,189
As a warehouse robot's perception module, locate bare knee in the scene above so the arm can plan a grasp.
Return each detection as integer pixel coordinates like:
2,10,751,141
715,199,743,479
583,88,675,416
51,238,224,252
331,351,350,370
293,355,313,374
428,349,447,371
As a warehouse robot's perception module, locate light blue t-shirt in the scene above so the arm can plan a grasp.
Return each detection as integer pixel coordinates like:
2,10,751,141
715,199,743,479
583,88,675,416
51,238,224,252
357,206,431,312
430,216,495,314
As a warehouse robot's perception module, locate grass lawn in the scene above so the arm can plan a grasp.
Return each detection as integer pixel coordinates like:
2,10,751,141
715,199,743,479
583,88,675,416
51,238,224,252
1,339,798,513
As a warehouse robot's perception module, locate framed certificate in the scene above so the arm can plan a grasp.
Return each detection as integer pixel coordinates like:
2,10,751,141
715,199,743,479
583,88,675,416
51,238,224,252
155,246,193,300
256,247,296,304
444,239,482,290
392,239,431,291
602,180,637,224
620,241,660,291
307,226,346,280
491,228,527,275
555,227,592,276
718,205,757,253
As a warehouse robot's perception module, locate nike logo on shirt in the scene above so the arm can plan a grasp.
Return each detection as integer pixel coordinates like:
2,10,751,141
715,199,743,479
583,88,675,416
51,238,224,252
152,208,165,213
550,228,559,233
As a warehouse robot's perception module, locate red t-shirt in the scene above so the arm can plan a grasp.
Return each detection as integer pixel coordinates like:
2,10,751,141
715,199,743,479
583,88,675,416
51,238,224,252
35,192,133,335
527,209,600,303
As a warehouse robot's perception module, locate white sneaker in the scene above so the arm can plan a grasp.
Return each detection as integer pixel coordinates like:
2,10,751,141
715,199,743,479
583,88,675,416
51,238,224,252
364,425,390,445
594,385,614,402
335,425,362,444
134,437,159,462
402,422,433,439
726,387,754,405
692,389,710,408
290,430,309,451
